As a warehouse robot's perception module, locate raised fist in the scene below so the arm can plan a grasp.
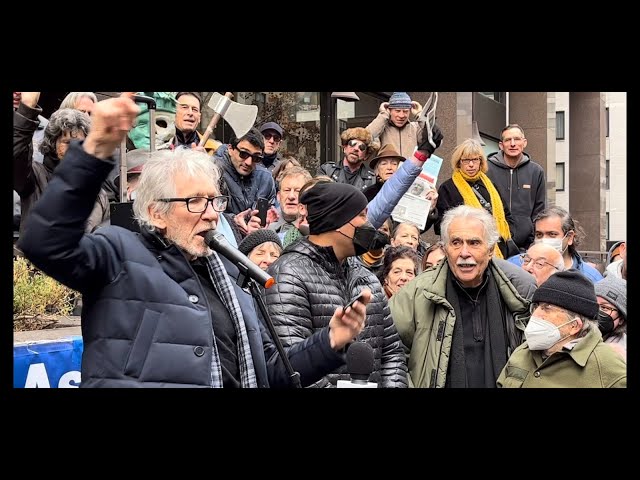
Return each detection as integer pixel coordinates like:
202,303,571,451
417,123,444,156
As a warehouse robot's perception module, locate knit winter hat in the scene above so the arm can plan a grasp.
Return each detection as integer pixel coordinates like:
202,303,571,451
300,182,368,235
532,270,599,319
595,275,627,319
388,92,412,109
238,229,283,256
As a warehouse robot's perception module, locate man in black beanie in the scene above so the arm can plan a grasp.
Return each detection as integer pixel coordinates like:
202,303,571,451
498,270,626,388
263,181,408,387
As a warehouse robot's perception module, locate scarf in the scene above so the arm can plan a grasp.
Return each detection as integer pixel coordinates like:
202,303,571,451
204,252,258,388
360,249,385,267
451,169,511,259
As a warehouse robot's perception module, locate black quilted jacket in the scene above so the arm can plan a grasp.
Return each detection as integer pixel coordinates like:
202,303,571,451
264,238,408,388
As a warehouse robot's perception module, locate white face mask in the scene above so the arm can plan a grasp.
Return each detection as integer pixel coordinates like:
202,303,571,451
535,231,569,254
524,315,575,351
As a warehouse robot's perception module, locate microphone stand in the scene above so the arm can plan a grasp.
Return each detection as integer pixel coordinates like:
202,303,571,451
236,265,302,389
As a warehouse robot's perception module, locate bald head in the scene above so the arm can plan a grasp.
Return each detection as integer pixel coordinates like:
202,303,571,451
523,243,564,286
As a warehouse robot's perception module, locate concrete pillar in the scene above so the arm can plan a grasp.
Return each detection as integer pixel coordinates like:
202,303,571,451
569,92,606,251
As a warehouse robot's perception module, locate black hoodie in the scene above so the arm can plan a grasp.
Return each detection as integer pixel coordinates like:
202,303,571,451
486,150,546,250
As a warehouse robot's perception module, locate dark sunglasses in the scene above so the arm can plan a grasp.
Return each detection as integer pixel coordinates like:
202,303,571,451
263,132,282,142
348,140,367,152
235,147,264,163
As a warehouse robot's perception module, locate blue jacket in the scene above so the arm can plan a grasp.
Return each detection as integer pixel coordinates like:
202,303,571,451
213,145,276,215
18,141,344,388
367,157,424,229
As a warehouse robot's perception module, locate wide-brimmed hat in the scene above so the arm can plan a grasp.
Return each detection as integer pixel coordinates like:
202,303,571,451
369,144,404,170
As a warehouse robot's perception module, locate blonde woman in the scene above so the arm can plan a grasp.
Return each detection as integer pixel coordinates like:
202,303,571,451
434,139,518,259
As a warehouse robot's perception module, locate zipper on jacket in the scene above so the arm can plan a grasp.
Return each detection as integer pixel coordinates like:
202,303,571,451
436,320,445,341
509,169,513,210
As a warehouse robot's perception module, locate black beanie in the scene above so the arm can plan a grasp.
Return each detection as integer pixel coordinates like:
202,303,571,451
238,229,282,256
532,270,599,319
300,182,368,235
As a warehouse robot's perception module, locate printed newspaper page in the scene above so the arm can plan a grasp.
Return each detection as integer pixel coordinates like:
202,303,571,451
391,154,443,230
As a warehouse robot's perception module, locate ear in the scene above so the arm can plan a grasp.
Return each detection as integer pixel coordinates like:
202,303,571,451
569,317,583,335
522,138,528,150
498,141,504,152
148,203,168,231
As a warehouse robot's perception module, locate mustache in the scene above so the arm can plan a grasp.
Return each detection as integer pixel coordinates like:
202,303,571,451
456,260,477,267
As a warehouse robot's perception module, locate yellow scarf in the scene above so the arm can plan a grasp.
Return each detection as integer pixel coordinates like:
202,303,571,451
451,169,511,259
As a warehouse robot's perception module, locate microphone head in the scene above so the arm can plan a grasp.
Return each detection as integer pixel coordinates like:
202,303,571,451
346,341,374,380
204,229,226,249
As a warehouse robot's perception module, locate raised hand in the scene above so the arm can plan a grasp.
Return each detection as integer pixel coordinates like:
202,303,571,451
20,92,41,109
379,101,390,114
82,92,139,160
417,123,444,156
328,288,372,350
411,100,423,119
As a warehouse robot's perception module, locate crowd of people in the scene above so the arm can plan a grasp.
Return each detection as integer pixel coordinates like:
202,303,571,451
13,91,627,388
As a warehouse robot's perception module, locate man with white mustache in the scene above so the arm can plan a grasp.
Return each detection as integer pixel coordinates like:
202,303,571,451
390,205,533,388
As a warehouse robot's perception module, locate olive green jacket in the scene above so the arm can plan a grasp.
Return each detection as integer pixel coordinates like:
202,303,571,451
497,328,627,388
389,260,531,388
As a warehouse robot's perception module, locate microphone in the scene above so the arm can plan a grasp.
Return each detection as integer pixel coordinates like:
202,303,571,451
204,230,276,289
336,341,377,388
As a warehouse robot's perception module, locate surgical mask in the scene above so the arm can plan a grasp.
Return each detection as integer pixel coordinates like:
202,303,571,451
524,315,575,351
597,311,615,336
347,221,377,256
535,231,570,253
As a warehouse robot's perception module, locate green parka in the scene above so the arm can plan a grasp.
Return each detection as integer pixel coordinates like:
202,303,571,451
389,259,531,387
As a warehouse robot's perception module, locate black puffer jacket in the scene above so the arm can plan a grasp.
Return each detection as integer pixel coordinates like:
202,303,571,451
264,238,408,388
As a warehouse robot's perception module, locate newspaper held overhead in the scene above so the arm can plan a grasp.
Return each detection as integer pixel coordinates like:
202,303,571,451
391,154,443,230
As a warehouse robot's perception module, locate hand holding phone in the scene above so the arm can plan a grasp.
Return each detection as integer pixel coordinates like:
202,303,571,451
344,292,365,312
254,197,270,227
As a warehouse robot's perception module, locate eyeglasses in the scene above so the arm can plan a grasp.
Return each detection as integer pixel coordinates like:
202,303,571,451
177,103,201,114
348,140,367,152
157,195,228,213
530,302,568,316
263,132,282,143
599,305,618,316
235,147,264,163
460,157,481,165
520,254,559,271
501,136,524,144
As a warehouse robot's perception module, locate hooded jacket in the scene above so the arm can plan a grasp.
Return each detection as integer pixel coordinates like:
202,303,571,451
366,111,425,160
486,150,546,249
264,237,408,388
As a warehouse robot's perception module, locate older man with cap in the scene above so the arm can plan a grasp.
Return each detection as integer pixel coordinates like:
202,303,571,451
595,275,627,358
366,92,426,159
258,122,284,172
316,127,377,191
264,181,408,388
497,270,626,388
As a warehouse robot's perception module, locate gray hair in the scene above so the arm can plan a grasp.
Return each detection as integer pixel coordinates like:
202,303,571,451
441,205,500,250
59,92,98,110
39,108,91,157
132,148,221,231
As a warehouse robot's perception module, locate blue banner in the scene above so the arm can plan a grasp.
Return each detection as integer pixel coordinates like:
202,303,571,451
14,336,83,388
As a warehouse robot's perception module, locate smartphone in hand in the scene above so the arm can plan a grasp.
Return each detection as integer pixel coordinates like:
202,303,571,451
254,197,270,227
344,292,365,312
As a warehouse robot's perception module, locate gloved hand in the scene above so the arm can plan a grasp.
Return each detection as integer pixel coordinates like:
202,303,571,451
417,123,444,155
379,102,389,114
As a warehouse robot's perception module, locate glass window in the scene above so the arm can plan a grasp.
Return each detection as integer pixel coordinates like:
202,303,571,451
478,92,506,104
606,107,610,137
556,163,565,191
334,92,385,163
606,159,610,190
556,111,565,140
